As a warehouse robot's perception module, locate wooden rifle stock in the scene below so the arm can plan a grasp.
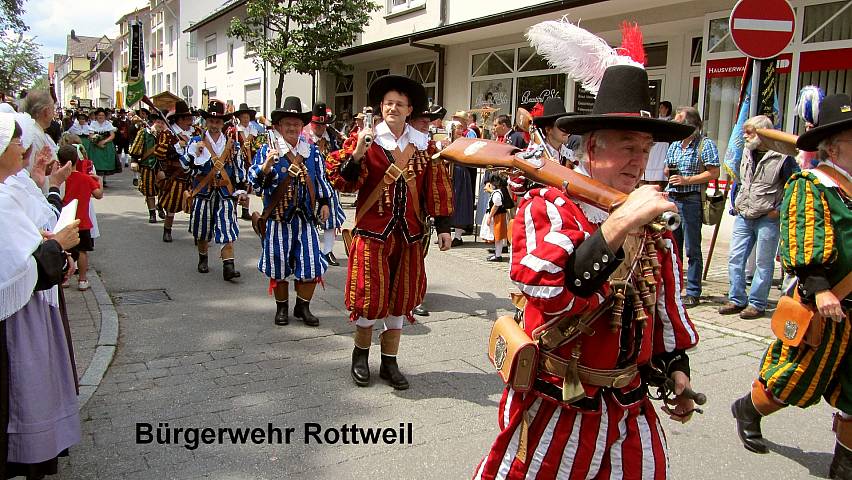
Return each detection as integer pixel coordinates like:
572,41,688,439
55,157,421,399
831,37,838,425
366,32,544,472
439,137,626,212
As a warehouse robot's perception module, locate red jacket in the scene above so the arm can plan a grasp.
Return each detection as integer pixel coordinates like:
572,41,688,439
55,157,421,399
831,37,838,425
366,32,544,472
328,132,454,242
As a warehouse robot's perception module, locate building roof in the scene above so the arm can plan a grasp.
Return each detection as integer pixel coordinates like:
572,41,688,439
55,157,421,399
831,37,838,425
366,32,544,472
66,33,111,58
116,5,151,25
184,0,246,33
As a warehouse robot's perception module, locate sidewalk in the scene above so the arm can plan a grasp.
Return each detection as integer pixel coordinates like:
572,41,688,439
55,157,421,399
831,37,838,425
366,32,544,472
63,269,119,408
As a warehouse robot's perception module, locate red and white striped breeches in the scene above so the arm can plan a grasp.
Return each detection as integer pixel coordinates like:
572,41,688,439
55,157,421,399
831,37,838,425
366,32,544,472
473,387,670,480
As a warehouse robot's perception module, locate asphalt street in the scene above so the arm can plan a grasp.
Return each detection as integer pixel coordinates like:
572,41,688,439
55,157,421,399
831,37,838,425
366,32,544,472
57,171,835,479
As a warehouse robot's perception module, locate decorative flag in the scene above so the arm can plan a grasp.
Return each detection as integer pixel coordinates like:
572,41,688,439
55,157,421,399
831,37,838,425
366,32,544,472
125,19,146,107
722,59,752,182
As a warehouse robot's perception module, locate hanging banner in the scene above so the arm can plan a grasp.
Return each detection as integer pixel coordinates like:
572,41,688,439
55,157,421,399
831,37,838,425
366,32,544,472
125,19,146,107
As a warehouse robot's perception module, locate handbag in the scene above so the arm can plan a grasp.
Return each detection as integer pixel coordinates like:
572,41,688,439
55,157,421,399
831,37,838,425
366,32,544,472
488,315,539,392
702,180,726,225
771,271,852,348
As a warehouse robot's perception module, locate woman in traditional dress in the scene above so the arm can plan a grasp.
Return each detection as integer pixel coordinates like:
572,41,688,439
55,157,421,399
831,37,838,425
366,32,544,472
87,108,118,185
447,120,474,246
0,112,82,479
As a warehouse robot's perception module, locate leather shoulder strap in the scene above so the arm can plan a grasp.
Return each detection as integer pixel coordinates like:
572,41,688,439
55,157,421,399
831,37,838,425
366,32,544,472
816,165,852,198
833,270,852,301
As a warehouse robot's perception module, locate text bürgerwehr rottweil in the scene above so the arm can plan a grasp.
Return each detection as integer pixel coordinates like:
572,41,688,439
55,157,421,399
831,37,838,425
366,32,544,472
136,422,414,450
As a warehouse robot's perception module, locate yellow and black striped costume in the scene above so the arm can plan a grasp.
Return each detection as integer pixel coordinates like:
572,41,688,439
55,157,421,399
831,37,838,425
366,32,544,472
130,128,159,198
154,130,190,214
759,169,852,413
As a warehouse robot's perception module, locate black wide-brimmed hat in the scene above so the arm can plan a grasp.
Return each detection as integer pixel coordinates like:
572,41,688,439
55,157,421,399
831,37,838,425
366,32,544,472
233,102,256,120
427,104,447,121
310,102,333,124
271,96,311,124
556,65,694,143
797,94,852,152
167,100,193,123
136,108,150,116
533,98,573,127
368,75,427,117
199,99,233,121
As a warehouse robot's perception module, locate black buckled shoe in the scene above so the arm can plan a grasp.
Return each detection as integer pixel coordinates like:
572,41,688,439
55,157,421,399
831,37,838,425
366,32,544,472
326,252,340,267
197,253,209,273
223,259,240,281
731,394,768,454
274,301,289,326
293,298,319,326
412,304,429,317
158,207,166,219
163,228,173,243
351,347,370,387
148,210,157,223
831,442,852,479
379,354,409,390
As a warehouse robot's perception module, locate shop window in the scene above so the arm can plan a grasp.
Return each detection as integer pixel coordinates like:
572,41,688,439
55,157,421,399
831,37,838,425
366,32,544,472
516,74,566,110
335,74,354,94
471,79,513,119
707,17,738,54
803,1,852,43
797,68,852,132
645,43,668,69
366,69,389,89
407,61,436,103
517,47,550,72
471,49,514,77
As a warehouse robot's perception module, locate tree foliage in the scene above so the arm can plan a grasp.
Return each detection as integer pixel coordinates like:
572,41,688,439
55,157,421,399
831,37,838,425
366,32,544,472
1,0,27,32
229,0,379,107
0,32,43,97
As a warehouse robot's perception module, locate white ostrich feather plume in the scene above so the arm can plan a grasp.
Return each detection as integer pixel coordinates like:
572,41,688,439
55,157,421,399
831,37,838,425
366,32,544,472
526,17,644,95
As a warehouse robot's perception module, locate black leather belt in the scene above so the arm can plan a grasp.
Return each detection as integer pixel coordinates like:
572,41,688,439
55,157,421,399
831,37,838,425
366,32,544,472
533,379,647,410
668,191,701,198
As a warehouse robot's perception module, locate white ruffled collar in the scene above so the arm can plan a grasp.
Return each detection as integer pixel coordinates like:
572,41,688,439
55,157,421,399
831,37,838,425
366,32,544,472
270,130,312,158
374,121,428,151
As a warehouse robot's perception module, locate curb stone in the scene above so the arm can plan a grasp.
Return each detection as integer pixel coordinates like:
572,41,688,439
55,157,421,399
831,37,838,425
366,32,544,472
76,270,118,409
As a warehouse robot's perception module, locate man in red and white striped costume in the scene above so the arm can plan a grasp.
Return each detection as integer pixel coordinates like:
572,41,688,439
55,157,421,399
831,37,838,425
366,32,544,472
474,63,700,480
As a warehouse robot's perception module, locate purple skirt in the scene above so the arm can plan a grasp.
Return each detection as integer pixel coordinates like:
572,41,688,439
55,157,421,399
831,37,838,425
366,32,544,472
5,293,81,464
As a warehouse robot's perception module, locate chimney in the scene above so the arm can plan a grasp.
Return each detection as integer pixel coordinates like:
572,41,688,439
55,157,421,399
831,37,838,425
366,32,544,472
71,29,76,40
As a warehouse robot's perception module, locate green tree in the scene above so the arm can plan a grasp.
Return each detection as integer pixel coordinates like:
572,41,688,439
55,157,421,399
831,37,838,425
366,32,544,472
229,0,379,108
31,74,49,91
0,32,43,97
1,0,27,32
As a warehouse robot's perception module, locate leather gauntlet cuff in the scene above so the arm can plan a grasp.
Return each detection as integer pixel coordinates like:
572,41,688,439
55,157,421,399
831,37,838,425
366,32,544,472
565,229,624,296
654,349,690,379
796,266,832,303
433,216,452,234
340,158,362,183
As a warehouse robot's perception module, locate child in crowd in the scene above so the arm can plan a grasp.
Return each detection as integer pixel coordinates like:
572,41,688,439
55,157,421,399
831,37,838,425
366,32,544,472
57,145,103,290
484,174,512,262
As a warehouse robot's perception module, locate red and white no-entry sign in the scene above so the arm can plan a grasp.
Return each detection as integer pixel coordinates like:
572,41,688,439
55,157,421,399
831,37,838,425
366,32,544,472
729,0,796,59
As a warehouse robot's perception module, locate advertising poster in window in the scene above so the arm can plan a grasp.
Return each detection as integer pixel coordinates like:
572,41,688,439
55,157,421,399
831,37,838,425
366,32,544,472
470,79,513,119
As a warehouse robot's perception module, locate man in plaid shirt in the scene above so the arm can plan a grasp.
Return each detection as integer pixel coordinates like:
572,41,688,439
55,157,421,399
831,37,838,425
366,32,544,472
665,106,720,307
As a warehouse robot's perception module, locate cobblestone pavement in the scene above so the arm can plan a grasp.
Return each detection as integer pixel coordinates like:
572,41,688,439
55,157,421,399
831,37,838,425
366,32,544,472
64,283,100,381
57,174,835,479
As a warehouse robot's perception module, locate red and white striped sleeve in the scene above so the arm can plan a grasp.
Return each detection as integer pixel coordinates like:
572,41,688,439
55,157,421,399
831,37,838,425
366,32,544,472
510,188,607,322
653,232,699,353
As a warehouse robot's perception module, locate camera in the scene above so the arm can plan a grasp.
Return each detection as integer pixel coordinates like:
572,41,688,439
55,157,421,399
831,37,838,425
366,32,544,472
667,163,680,177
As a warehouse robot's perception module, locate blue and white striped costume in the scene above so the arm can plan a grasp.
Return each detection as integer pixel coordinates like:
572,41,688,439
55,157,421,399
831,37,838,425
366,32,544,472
250,133,331,281
183,131,247,244
303,126,346,230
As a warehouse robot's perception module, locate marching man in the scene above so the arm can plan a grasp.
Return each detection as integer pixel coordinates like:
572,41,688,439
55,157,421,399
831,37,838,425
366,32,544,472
183,99,248,281
155,100,196,243
327,75,454,391
249,97,332,327
129,110,166,223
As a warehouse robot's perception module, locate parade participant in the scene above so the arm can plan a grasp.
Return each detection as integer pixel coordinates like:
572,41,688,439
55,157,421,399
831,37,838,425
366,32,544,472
183,99,247,281
327,75,454,391
473,20,699,475
452,111,478,139
731,94,852,479
303,101,345,267
250,96,332,327
67,111,91,138
128,108,150,187
113,109,131,168
87,108,118,184
155,100,195,243
446,120,474,247
533,97,575,166
130,111,167,223
231,102,259,221
492,114,527,149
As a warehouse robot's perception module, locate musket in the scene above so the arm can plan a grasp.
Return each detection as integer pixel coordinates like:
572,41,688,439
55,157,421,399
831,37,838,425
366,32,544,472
516,107,558,164
438,137,681,231
362,107,374,146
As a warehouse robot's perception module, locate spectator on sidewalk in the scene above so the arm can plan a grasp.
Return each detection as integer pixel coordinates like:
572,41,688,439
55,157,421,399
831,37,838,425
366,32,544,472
720,116,800,319
58,145,103,291
484,174,512,262
666,106,720,308
448,121,474,246
0,112,82,480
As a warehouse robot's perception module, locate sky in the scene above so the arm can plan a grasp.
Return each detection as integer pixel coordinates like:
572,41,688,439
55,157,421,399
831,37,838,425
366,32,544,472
21,0,149,67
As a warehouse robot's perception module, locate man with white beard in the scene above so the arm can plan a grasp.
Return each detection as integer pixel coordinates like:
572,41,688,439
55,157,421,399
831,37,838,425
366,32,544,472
719,115,800,319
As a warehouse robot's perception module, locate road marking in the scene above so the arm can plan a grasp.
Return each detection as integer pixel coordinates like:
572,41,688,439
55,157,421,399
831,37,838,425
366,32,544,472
732,19,794,32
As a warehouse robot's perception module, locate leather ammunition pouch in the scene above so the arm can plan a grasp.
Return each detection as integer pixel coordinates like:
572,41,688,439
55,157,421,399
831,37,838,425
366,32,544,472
488,315,538,392
771,270,852,348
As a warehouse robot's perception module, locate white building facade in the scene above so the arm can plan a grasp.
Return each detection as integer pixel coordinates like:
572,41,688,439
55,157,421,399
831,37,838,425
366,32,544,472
318,0,852,164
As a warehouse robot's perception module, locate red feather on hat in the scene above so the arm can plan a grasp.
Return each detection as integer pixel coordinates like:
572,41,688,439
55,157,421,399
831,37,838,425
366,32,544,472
619,21,646,66
529,102,545,118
